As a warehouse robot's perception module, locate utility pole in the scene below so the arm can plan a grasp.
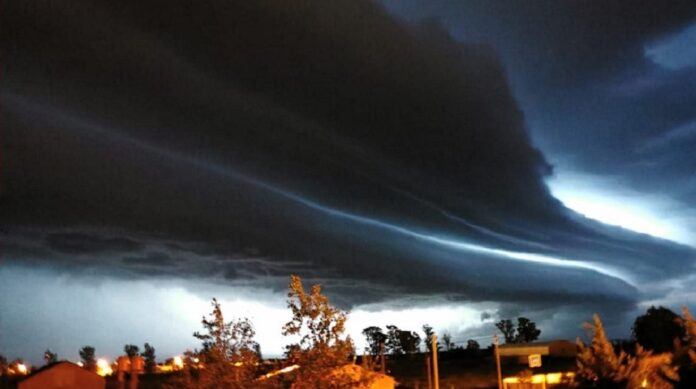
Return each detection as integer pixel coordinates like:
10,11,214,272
432,335,440,389
380,341,386,375
426,356,432,389
494,335,503,389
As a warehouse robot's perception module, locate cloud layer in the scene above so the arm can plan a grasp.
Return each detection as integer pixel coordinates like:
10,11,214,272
2,0,696,360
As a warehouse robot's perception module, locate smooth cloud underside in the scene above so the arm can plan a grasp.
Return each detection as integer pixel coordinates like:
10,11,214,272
2,0,696,320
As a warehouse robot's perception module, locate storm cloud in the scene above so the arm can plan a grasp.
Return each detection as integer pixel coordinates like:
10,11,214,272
2,0,696,361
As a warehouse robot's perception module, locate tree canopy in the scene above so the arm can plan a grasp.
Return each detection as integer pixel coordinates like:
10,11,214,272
124,344,140,358
385,325,421,355
44,349,58,365
167,298,261,389
281,275,358,388
495,317,541,344
633,306,684,354
79,346,96,372
362,326,387,357
143,343,156,373
577,314,677,389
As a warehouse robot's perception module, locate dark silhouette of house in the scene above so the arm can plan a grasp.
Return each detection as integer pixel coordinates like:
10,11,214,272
18,361,105,389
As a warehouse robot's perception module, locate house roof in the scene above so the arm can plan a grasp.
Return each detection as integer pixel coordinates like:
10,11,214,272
498,340,576,357
20,361,103,382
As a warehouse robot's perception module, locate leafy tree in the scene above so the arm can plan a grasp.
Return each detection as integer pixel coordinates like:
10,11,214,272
633,306,684,354
167,298,261,389
124,344,140,358
281,275,361,388
143,343,156,373
385,325,403,355
44,349,58,365
466,339,480,351
441,332,454,351
385,325,420,355
0,354,8,376
495,319,516,344
422,324,441,353
362,326,387,356
576,314,677,389
674,307,696,388
79,346,96,372
495,317,541,343
516,317,541,343
399,330,421,355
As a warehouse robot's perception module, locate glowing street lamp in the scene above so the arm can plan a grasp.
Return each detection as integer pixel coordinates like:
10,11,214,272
16,363,28,375
96,358,113,376
173,356,184,370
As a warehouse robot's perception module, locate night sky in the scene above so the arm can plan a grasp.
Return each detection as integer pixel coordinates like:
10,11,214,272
2,0,696,364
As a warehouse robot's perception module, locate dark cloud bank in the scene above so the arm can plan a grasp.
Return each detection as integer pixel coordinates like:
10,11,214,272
2,0,696,337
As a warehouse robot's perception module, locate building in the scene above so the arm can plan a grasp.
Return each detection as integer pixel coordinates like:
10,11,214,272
335,364,396,389
498,340,577,360
498,340,577,389
18,361,105,389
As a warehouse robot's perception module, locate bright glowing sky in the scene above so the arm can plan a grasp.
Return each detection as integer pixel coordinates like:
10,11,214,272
547,169,695,247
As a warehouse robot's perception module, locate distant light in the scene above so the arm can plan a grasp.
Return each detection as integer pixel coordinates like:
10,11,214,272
96,359,113,376
173,356,184,369
260,364,300,380
16,363,28,375
77,361,84,367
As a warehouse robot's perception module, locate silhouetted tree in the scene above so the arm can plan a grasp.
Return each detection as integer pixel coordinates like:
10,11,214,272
385,325,420,355
282,275,362,388
423,324,433,352
577,314,677,389
441,332,454,351
633,306,684,354
516,317,541,343
495,319,516,343
399,330,421,355
79,346,96,372
466,339,480,351
124,344,140,358
385,325,403,355
675,307,696,388
44,349,58,365
496,317,541,343
0,354,8,376
142,343,156,373
362,326,387,356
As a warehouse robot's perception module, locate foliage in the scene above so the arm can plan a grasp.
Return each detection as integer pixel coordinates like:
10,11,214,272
167,298,261,389
124,344,140,357
576,314,678,389
516,317,541,343
385,325,421,355
362,326,387,357
466,339,480,351
674,308,696,388
422,324,441,353
495,319,516,343
495,317,541,344
44,349,58,365
281,275,362,389
0,355,8,376
143,343,157,373
79,346,96,372
633,306,684,354
441,332,454,351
